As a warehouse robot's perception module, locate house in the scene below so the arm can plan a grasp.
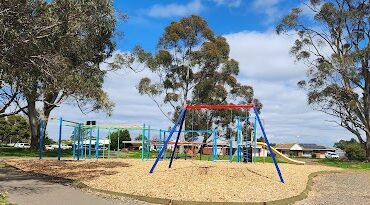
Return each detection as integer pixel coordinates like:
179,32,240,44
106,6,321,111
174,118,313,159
275,143,335,158
202,141,268,157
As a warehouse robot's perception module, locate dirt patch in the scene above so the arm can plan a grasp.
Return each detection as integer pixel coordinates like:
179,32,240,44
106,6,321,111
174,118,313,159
6,159,130,181
6,159,341,203
295,171,370,205
0,164,153,205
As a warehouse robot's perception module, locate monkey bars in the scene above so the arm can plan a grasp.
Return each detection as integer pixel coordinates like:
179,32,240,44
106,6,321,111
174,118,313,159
149,104,285,184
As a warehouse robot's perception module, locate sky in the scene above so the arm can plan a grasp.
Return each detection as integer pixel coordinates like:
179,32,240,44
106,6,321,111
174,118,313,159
47,0,352,146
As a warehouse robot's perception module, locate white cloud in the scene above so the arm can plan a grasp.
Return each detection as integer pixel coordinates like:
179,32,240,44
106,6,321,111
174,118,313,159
251,0,280,24
223,30,352,146
212,0,242,8
146,0,204,18
46,30,353,147
225,31,303,81
46,63,173,140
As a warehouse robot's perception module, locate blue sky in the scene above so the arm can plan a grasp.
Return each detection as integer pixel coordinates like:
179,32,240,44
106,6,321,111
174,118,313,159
47,0,353,146
115,0,298,51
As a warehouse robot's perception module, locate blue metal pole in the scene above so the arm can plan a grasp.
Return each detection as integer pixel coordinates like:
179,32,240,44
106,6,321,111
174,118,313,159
149,108,187,173
168,112,186,168
253,108,285,183
88,128,92,159
148,125,151,159
162,130,213,133
253,115,257,163
95,128,100,159
77,124,81,160
38,119,44,160
57,117,62,160
72,127,76,160
236,118,241,163
229,137,232,162
141,124,145,160
163,132,166,159
212,129,216,161
158,129,162,158
80,129,84,159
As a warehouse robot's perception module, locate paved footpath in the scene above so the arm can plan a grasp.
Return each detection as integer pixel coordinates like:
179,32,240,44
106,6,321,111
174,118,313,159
0,165,153,205
295,171,370,205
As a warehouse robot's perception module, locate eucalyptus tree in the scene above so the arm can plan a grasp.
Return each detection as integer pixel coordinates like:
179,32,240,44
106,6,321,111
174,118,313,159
0,0,117,149
277,0,370,160
0,115,30,144
116,15,261,144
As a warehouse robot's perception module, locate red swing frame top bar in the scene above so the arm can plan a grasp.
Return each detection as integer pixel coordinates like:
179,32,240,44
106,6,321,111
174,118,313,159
185,104,255,109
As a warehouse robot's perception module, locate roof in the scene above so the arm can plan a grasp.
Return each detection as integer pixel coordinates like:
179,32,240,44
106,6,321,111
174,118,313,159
299,143,327,150
274,144,295,150
275,143,334,151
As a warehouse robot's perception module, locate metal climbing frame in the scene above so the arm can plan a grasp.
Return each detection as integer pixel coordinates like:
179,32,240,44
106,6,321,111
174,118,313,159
38,118,150,161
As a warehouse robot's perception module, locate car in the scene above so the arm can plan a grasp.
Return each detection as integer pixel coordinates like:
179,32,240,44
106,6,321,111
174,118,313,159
45,145,54,151
14,143,31,149
99,147,108,151
61,144,72,150
49,144,72,150
325,152,339,159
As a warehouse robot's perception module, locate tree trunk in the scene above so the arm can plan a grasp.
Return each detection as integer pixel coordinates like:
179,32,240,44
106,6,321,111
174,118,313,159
367,133,370,161
40,111,50,149
27,99,39,149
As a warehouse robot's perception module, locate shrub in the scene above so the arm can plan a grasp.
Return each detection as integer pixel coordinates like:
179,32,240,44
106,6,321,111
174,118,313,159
345,143,366,161
335,138,366,161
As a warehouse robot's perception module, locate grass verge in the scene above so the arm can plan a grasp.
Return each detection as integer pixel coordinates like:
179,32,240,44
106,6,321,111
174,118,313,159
0,192,15,205
319,158,370,170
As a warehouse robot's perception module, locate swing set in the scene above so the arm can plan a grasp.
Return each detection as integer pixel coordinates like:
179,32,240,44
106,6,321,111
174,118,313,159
148,104,285,184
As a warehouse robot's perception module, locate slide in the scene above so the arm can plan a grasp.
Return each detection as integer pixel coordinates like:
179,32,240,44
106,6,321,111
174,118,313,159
257,142,305,165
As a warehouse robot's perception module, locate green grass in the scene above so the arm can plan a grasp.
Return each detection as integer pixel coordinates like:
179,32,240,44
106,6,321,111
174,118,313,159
0,147,73,158
0,147,285,164
319,158,370,170
0,192,15,205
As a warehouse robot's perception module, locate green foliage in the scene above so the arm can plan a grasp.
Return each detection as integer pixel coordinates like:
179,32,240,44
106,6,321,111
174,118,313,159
335,138,366,161
277,0,370,159
0,115,30,144
319,158,370,170
116,15,261,142
110,130,131,150
44,136,56,145
135,134,143,141
0,192,13,205
0,0,118,148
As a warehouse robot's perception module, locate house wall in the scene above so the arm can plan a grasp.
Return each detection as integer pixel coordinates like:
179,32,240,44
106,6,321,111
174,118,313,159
202,147,227,155
203,147,212,155
315,150,327,158
302,151,312,158
256,148,267,157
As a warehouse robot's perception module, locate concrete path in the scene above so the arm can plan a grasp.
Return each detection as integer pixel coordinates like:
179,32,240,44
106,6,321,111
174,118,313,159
295,171,370,205
0,165,153,205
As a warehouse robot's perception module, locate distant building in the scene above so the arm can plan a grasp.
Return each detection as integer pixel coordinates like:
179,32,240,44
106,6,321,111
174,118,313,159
335,148,346,157
275,143,335,158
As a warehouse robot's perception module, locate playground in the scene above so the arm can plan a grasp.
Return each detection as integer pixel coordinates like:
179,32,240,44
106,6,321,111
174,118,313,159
5,158,340,203
2,102,365,204
3,103,345,203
